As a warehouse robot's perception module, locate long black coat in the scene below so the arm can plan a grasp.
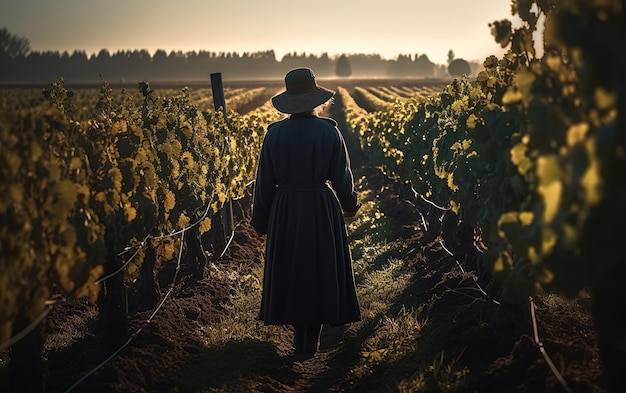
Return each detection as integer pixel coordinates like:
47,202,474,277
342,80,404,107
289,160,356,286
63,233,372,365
251,114,361,326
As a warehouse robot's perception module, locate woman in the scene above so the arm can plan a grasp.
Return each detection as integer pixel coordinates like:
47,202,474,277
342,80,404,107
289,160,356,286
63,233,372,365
251,67,361,355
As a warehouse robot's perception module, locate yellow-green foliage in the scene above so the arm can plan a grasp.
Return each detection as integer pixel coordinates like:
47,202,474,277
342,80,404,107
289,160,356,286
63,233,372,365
349,0,626,349
0,79,275,347
0,104,104,344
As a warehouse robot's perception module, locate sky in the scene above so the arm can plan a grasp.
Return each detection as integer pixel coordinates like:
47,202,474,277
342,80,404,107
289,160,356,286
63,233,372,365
0,0,517,65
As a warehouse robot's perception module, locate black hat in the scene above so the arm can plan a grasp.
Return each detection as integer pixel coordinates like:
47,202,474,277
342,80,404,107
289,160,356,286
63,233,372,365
271,68,335,114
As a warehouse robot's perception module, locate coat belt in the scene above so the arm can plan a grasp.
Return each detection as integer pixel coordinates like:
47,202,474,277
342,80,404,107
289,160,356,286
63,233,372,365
276,183,328,192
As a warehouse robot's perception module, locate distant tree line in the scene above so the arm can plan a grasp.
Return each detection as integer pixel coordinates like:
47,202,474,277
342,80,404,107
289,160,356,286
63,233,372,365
1,27,480,84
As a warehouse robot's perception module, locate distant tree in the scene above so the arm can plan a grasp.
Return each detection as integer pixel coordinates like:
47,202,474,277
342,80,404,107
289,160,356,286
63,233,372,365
335,54,352,78
68,50,90,80
448,58,471,77
0,27,31,58
415,54,436,77
387,54,412,77
153,49,168,62
96,48,111,60
447,49,455,64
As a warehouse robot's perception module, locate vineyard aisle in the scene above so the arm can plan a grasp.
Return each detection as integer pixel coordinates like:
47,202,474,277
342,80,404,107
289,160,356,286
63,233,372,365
35,85,605,393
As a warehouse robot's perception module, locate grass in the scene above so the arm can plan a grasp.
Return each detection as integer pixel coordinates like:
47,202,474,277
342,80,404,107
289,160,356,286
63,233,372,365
199,261,273,346
342,173,470,392
176,171,471,392
0,166,597,393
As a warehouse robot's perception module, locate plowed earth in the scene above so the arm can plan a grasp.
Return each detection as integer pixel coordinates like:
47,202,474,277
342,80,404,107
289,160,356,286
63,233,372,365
41,164,605,393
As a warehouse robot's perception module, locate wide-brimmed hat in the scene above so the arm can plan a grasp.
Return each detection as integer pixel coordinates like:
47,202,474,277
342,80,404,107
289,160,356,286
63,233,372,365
271,68,335,114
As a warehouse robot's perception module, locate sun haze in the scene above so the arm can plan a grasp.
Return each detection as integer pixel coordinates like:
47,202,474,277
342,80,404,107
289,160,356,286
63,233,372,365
0,0,512,64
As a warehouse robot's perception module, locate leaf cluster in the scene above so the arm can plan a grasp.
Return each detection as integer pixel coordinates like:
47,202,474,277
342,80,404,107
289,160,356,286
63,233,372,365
0,77,276,345
351,0,626,350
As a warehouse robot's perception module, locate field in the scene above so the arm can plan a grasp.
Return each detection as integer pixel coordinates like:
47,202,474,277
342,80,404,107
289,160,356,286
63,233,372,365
3,2,626,391
0,77,607,393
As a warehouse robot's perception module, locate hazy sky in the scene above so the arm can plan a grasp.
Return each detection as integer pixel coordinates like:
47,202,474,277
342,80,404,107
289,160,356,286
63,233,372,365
0,0,516,65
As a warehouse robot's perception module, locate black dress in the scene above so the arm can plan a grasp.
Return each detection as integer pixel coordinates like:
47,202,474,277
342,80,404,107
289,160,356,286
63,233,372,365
251,115,361,326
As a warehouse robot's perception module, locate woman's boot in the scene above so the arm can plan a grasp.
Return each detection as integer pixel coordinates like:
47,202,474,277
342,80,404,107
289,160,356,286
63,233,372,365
303,324,322,354
292,324,305,352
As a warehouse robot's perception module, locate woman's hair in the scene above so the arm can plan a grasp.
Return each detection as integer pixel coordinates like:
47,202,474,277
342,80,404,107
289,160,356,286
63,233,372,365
289,98,335,118
312,97,334,116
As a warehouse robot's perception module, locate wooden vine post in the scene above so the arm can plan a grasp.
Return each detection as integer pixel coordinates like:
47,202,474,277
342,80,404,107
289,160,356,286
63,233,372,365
210,72,234,256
